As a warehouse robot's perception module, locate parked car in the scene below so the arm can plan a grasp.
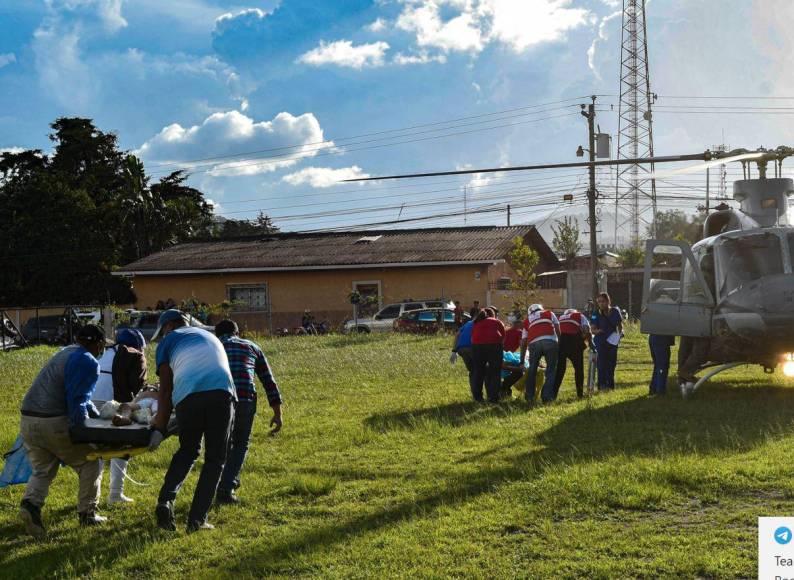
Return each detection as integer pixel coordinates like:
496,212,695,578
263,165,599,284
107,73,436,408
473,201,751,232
21,314,69,344
393,308,471,334
343,299,454,333
118,310,214,341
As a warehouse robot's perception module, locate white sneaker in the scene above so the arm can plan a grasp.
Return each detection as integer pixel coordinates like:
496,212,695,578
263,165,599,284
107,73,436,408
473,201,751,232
108,493,134,505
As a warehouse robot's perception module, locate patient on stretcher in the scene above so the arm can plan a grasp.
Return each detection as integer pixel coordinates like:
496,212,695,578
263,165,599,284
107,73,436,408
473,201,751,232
98,390,159,427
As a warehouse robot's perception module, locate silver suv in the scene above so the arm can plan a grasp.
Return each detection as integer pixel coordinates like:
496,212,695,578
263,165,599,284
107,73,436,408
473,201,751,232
344,299,455,333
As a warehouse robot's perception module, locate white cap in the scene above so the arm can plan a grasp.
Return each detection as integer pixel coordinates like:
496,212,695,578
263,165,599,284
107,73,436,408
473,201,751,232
564,308,575,315
528,304,543,314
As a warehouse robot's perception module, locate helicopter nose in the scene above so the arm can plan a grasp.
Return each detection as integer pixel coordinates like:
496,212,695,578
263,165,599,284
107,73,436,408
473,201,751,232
716,273,794,345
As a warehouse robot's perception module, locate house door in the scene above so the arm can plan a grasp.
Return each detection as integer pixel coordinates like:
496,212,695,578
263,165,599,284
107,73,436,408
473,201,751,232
353,281,381,317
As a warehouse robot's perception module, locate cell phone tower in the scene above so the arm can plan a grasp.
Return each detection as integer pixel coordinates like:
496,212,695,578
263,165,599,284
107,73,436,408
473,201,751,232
613,0,657,247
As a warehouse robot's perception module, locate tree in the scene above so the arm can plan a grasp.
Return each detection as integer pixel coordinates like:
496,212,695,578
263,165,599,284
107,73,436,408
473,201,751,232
616,246,645,269
213,211,280,239
507,236,539,314
0,118,218,306
651,210,705,244
551,216,582,268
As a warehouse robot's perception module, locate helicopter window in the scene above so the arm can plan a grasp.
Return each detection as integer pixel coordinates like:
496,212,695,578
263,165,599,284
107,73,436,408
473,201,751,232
681,258,711,305
717,233,784,296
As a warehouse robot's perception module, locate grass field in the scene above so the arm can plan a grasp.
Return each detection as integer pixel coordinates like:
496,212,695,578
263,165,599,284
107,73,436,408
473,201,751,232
1,326,793,578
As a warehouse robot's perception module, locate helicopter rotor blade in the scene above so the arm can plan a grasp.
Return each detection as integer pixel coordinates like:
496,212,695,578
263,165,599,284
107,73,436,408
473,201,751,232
649,152,765,179
344,152,710,182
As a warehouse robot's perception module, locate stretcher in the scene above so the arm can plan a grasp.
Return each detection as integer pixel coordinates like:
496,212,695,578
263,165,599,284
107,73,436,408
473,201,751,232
71,417,152,447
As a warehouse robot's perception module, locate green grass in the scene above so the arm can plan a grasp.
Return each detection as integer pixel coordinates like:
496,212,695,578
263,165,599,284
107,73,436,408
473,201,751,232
1,326,793,578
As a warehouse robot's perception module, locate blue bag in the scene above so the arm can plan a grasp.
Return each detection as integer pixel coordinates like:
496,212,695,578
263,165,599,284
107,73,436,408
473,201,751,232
1,434,32,487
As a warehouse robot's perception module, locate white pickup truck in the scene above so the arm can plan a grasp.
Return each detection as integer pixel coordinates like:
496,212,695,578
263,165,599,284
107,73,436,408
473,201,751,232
343,299,454,333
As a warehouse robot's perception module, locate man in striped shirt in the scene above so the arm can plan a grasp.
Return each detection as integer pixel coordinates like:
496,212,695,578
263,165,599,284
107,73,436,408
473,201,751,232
214,319,283,505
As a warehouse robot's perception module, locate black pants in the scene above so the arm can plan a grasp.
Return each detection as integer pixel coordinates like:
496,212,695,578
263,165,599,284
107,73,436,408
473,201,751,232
554,334,585,398
158,390,234,525
678,336,710,381
472,343,502,402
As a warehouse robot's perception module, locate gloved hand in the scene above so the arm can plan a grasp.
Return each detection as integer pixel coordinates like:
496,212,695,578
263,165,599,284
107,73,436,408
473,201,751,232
449,352,458,364
148,429,165,451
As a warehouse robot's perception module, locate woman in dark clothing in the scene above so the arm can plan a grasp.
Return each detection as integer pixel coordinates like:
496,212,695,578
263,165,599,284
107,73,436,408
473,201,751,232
471,308,506,402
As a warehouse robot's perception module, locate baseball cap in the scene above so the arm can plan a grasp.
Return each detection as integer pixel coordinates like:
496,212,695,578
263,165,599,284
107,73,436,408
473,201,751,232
77,324,106,343
528,304,543,314
152,309,188,341
116,328,146,350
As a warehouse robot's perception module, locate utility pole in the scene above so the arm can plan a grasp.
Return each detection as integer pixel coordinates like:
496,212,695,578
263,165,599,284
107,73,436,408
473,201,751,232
507,204,511,226
705,167,710,213
582,96,600,301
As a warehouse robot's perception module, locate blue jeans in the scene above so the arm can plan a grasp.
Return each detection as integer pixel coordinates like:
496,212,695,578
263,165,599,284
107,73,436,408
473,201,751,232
219,399,257,494
526,339,559,403
596,342,618,390
649,336,671,394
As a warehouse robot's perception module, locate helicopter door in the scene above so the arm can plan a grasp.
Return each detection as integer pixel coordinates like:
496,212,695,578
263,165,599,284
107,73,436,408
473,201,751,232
641,240,714,337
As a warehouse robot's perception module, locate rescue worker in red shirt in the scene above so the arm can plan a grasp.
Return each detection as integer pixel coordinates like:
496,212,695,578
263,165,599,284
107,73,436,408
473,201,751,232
471,308,506,403
519,304,560,403
552,308,591,399
503,315,523,353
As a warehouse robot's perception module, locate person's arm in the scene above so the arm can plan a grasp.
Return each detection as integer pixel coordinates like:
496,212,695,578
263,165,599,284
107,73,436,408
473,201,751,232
451,329,461,351
153,363,174,432
65,353,100,425
580,316,593,346
519,336,528,366
551,313,560,337
254,346,283,433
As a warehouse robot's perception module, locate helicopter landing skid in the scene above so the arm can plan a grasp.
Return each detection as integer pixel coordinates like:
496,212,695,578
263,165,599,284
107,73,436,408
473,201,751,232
683,362,750,397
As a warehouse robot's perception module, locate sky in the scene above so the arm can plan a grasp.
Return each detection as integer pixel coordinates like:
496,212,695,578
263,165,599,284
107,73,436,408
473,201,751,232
1,0,793,242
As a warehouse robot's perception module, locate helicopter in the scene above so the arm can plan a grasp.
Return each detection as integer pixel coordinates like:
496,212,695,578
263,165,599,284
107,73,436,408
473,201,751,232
346,146,794,396
641,147,794,396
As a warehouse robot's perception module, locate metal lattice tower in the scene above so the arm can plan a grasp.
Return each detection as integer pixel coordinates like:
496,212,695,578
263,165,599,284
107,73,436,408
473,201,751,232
613,0,657,247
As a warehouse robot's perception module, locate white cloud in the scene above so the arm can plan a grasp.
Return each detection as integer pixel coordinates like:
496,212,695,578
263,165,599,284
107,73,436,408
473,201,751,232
392,51,446,65
0,147,26,155
137,110,333,176
215,7,266,26
587,9,621,80
282,166,370,188
395,0,590,54
367,18,387,32
481,0,589,52
0,53,16,68
297,40,390,69
397,2,484,53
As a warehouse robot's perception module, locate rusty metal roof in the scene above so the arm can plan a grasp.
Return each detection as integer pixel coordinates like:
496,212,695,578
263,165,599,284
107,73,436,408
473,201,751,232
118,226,557,274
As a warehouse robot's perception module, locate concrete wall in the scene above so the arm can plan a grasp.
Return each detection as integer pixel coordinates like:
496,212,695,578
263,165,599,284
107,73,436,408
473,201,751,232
127,264,500,332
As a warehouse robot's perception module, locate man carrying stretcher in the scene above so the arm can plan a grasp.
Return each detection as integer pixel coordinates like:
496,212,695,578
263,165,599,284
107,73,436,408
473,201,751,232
18,324,110,537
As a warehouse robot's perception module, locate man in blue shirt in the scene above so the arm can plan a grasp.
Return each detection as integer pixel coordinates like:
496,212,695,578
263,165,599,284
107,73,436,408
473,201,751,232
214,319,283,505
590,292,623,390
18,324,108,537
149,310,236,533
451,318,476,399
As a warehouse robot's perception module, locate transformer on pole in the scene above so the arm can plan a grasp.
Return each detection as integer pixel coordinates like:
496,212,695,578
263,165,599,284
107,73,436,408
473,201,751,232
613,0,657,247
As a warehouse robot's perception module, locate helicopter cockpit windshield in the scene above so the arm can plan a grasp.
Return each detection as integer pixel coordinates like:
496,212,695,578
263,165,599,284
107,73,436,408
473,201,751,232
716,233,785,297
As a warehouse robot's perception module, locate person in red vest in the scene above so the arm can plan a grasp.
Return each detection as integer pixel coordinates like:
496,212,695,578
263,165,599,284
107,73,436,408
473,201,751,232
519,304,560,403
471,308,505,403
552,309,591,399
503,315,523,353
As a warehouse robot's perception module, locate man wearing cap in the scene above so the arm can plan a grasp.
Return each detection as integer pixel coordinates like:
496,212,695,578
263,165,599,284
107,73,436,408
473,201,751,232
213,319,283,505
149,309,236,533
92,328,147,505
18,324,109,537
552,309,591,399
519,304,560,403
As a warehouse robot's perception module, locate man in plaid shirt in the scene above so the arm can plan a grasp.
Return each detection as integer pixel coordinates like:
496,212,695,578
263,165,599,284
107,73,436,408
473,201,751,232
214,319,283,505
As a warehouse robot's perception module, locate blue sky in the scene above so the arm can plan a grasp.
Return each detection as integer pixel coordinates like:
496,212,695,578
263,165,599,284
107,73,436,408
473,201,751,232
1,0,792,240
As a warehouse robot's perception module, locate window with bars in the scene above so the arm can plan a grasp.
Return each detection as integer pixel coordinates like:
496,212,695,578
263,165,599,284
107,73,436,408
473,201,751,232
227,284,269,311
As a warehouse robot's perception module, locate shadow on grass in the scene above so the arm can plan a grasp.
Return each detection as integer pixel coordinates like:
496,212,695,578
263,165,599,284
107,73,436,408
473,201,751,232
364,400,519,431
228,384,794,574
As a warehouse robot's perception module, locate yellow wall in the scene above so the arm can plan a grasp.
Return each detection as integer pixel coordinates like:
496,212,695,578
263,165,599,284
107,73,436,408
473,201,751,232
127,264,499,331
